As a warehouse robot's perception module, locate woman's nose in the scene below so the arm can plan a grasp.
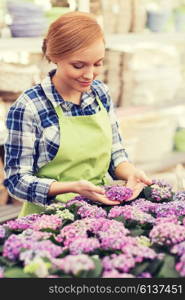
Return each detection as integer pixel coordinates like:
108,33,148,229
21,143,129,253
82,68,94,80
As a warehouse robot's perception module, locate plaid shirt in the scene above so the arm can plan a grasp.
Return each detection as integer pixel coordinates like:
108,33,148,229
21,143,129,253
4,69,128,205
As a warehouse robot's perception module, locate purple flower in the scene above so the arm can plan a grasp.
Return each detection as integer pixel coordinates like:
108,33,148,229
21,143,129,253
102,270,135,278
31,215,62,231
131,198,157,213
138,272,152,278
4,214,41,231
149,222,185,246
155,201,185,218
20,249,52,265
154,216,180,225
108,205,155,224
66,197,89,207
171,241,185,256
173,191,185,201
121,243,159,262
21,229,52,241
98,233,134,251
3,234,32,260
77,204,107,219
175,254,185,276
69,237,100,255
32,240,62,258
91,218,129,236
102,254,136,273
152,179,172,189
56,218,129,247
105,186,133,202
52,254,95,275
145,179,173,202
56,218,93,245
3,233,62,261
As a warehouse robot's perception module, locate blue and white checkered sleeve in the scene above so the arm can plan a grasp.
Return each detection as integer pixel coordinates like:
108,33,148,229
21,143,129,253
4,94,56,205
101,83,129,179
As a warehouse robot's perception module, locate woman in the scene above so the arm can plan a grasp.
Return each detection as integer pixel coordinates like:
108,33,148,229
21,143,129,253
4,12,152,217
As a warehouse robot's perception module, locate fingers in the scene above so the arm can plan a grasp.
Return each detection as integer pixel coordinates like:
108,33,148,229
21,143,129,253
92,186,105,195
126,176,137,189
137,171,152,185
85,190,120,205
126,182,145,201
92,193,120,205
78,180,105,195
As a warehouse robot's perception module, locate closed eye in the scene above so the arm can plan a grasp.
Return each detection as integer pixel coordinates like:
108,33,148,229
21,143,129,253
73,63,84,69
72,58,104,69
95,62,103,67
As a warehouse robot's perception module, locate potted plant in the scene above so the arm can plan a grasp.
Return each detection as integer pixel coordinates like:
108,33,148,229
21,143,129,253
173,0,185,31
146,0,172,32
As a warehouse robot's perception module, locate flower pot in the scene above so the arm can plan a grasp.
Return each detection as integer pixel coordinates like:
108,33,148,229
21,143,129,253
174,11,185,32
147,11,170,32
174,128,185,152
7,0,47,37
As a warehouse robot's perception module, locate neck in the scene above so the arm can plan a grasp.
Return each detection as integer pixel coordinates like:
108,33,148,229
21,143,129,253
52,74,82,105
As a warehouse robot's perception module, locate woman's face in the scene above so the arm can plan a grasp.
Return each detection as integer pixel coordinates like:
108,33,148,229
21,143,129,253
55,39,105,93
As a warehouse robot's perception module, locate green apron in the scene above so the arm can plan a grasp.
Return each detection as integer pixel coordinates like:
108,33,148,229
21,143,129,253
19,96,112,217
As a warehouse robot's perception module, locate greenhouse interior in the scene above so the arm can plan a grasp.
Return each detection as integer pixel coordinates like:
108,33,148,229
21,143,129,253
0,0,185,281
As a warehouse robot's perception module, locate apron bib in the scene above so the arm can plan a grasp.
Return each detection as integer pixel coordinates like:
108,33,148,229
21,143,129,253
19,96,112,217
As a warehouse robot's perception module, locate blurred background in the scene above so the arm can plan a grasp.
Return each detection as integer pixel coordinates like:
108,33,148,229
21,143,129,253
0,0,185,213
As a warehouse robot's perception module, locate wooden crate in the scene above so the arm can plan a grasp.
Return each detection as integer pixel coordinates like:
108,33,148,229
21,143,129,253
102,0,132,34
130,0,147,33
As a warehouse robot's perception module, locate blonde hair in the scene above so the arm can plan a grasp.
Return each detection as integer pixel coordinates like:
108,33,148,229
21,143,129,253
42,11,104,63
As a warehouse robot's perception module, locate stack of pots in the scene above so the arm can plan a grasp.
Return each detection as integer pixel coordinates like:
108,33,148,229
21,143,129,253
7,0,47,37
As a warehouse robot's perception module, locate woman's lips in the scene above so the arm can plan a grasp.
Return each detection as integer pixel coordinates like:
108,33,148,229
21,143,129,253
78,81,92,87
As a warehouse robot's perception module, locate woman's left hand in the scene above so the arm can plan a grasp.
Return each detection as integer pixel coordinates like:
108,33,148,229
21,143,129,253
125,169,152,201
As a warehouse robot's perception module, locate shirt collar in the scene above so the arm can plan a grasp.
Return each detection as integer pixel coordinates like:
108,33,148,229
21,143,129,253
40,69,97,111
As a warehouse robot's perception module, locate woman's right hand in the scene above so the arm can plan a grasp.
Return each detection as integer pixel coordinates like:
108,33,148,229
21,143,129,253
74,180,120,205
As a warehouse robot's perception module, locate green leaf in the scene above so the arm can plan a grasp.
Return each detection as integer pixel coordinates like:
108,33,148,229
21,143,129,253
125,219,138,228
4,267,32,278
0,256,17,267
129,227,145,237
143,186,152,200
157,254,179,278
178,215,185,224
98,249,122,258
61,219,72,227
146,258,164,276
67,204,81,216
49,235,61,246
41,228,59,234
113,216,126,224
84,256,102,278
132,261,149,276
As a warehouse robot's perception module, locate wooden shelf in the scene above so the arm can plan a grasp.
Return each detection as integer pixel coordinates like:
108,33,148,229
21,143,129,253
0,33,185,53
0,205,21,223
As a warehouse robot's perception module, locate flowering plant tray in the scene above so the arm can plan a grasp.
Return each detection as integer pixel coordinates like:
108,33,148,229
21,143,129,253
0,180,185,278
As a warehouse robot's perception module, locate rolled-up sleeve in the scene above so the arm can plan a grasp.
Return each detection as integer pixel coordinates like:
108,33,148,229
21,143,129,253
4,95,56,205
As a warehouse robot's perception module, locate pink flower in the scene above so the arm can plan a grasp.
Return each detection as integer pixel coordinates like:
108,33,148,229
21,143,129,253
105,186,133,202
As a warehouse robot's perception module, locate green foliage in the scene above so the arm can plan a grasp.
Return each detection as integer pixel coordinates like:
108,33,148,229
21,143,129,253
82,256,102,278
157,255,179,278
4,267,32,278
